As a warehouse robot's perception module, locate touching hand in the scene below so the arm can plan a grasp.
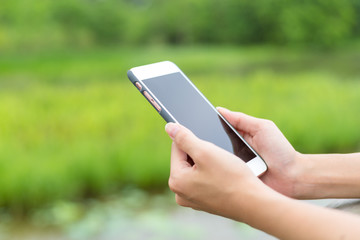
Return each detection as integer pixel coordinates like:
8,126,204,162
165,123,264,221
217,107,302,198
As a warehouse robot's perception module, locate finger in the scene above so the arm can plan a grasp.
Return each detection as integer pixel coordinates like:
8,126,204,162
165,123,206,161
217,107,263,135
170,142,192,176
175,194,193,208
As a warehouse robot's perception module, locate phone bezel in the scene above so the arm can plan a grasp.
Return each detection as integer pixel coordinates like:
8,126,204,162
129,61,267,176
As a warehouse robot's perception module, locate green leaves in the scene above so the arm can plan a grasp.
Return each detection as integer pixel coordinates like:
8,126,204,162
0,46,359,214
1,0,359,51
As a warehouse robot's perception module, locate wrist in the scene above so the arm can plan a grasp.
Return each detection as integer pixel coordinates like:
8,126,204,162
293,153,360,199
292,153,352,199
290,152,311,199
291,152,327,199
271,151,308,199
229,178,281,223
235,180,289,226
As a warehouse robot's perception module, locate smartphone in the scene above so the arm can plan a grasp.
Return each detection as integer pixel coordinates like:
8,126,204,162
127,61,267,176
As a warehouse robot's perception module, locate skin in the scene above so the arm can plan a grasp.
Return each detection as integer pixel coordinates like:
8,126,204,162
165,107,360,239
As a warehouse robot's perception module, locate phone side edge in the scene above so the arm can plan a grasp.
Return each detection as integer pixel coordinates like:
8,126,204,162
215,109,268,175
178,70,268,175
127,69,138,85
127,69,176,123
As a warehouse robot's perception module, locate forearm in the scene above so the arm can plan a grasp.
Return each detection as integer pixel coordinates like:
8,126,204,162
295,153,360,199
236,185,360,240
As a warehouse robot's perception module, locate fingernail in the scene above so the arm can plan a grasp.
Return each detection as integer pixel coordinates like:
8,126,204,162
165,123,180,140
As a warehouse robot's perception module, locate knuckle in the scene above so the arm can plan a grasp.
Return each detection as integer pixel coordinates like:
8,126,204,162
168,174,186,194
190,148,203,160
191,205,201,211
175,195,189,207
263,119,275,128
168,176,178,193
192,141,210,160
175,129,190,146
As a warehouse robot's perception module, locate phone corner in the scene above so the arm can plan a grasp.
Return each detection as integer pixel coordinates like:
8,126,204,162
247,157,268,177
127,69,136,83
163,60,178,68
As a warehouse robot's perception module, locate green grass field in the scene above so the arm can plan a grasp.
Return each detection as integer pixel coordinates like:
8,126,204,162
0,45,360,213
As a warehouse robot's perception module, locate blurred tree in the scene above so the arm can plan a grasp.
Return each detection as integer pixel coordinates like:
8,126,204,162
0,0,359,50
277,0,355,47
53,0,126,46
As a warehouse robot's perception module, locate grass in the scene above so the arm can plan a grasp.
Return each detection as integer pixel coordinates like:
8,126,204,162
0,45,360,213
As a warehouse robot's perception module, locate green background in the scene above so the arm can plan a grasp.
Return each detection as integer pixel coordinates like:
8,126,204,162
0,0,360,219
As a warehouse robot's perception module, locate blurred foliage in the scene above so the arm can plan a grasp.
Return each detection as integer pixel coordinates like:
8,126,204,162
0,46,360,215
0,0,360,50
2,189,263,240
0,0,360,217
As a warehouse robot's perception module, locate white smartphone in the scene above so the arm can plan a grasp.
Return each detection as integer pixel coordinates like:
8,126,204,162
127,61,267,176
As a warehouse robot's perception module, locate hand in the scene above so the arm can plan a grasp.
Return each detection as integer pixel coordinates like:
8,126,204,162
165,118,360,240
217,107,302,198
165,123,265,221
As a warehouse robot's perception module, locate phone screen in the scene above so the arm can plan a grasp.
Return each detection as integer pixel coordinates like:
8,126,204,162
142,72,256,162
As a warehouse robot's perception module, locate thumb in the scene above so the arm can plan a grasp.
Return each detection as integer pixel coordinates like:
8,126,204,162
217,107,262,135
165,123,205,161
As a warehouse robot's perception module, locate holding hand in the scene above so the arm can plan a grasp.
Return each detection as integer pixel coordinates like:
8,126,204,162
217,107,301,198
165,122,264,222
165,108,360,239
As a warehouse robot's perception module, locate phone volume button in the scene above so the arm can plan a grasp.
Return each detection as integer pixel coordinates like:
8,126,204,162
143,91,161,112
135,82,142,91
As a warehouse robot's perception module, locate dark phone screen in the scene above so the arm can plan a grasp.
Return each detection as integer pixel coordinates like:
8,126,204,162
143,72,256,162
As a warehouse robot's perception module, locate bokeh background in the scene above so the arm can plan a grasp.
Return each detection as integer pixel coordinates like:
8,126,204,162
1,0,360,239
